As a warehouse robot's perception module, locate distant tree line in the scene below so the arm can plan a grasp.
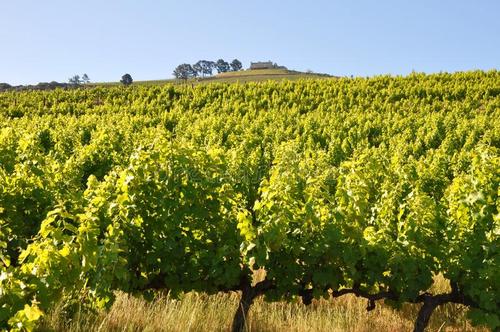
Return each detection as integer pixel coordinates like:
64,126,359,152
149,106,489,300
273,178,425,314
0,81,74,92
68,73,91,85
1,59,245,92
0,73,92,92
173,59,242,80
0,72,136,92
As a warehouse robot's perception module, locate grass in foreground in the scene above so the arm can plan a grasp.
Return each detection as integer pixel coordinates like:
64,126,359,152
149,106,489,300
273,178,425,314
39,293,485,332
40,276,486,332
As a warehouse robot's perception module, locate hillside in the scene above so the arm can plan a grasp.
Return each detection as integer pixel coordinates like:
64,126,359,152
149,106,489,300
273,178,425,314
0,69,335,91
97,68,334,87
0,71,498,332
202,68,333,83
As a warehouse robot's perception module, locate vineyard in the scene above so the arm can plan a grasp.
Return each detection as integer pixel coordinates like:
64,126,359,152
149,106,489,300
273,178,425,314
0,71,498,331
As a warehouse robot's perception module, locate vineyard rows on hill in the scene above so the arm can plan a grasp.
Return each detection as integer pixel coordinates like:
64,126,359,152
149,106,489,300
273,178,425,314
0,71,498,331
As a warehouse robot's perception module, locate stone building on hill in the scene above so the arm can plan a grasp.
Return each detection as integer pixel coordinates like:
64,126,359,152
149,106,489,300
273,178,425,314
250,61,287,70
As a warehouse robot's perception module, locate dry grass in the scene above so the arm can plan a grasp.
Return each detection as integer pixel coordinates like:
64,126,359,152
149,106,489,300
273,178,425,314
39,275,487,332
94,69,334,87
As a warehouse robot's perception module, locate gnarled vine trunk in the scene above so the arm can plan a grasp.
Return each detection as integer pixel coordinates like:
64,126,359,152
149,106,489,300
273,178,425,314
231,279,274,332
231,283,256,332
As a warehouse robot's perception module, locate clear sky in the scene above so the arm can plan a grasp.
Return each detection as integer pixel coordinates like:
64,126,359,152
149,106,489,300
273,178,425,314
1,0,499,85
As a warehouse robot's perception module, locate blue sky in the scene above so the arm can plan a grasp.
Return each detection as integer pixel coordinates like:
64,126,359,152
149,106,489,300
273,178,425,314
1,0,499,85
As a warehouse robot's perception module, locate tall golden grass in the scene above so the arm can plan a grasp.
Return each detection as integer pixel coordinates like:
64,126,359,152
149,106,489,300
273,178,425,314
39,275,487,332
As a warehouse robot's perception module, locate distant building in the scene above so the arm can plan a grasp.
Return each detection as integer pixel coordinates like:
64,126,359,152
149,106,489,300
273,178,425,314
250,61,287,70
250,61,273,70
